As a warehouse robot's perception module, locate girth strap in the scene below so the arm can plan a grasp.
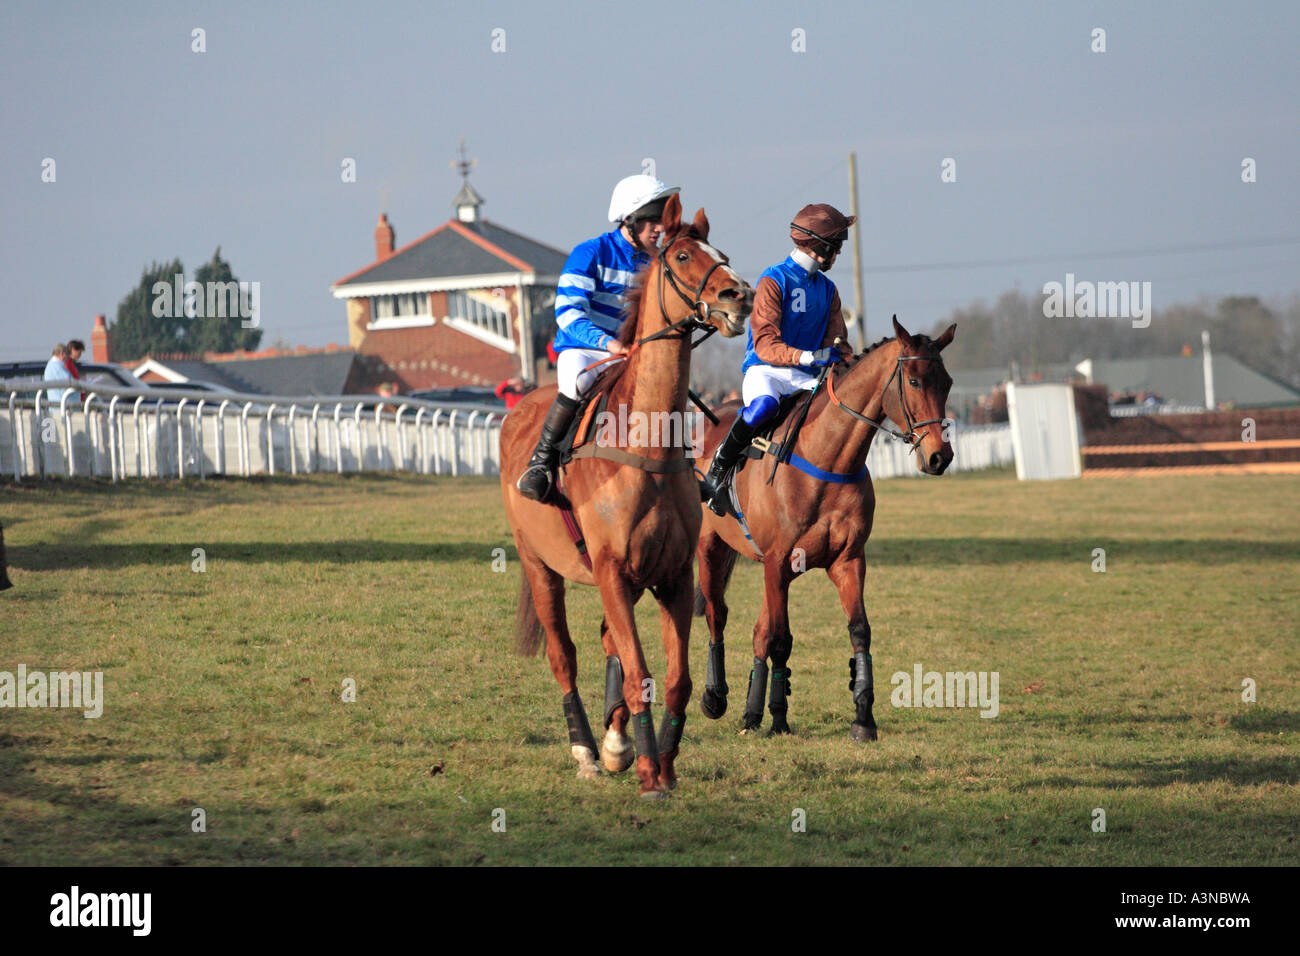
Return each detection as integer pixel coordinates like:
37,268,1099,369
567,444,694,474
554,470,592,571
747,437,867,485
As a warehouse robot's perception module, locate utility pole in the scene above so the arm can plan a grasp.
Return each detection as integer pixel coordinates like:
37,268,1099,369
1201,330,1216,410
848,151,866,349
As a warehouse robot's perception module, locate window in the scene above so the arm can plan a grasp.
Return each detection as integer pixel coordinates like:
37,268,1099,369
372,293,430,320
447,290,510,341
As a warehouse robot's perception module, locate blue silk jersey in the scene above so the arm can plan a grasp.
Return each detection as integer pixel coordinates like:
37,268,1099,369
741,255,838,373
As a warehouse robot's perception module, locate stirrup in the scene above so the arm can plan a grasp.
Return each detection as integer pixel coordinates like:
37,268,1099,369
516,463,555,502
706,473,732,516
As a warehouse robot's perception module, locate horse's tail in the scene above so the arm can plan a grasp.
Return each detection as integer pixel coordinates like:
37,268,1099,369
513,571,545,656
693,547,737,617
0,523,11,591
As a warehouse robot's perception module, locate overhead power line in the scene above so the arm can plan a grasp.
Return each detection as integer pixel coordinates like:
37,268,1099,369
863,236,1300,275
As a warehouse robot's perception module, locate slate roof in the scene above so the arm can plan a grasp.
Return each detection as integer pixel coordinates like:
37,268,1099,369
949,353,1300,408
1087,354,1300,407
333,218,568,289
207,352,357,396
137,352,358,397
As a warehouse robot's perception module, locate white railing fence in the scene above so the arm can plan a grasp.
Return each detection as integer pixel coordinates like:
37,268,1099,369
2,379,1013,483
1,380,503,481
865,422,1014,478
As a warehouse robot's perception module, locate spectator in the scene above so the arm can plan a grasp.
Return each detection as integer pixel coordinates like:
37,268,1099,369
494,376,533,410
63,339,86,402
43,343,73,404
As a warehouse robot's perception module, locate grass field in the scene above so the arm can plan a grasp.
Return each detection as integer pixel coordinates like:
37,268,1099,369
1,469,1297,866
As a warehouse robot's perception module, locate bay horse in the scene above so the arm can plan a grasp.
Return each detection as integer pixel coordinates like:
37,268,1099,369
500,194,751,797
693,316,955,741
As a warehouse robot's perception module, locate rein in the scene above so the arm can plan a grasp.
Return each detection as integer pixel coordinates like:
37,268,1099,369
826,353,947,454
577,231,727,378
746,347,948,487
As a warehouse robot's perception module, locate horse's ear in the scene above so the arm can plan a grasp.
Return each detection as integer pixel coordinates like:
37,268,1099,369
892,314,915,349
934,323,956,351
661,193,682,236
692,207,710,241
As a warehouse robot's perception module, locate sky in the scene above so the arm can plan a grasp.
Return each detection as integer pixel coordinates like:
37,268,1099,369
1,0,1297,361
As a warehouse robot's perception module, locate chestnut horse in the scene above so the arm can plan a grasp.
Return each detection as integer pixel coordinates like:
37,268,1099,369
694,316,955,741
501,194,751,797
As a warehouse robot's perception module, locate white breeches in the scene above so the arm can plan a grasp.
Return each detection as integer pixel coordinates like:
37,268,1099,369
556,347,612,400
741,364,819,406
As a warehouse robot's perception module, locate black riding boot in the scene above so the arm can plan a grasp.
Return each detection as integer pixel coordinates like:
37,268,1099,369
699,415,759,516
517,393,582,502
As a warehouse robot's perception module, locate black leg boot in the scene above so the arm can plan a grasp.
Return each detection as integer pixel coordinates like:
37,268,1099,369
517,393,581,502
699,415,759,516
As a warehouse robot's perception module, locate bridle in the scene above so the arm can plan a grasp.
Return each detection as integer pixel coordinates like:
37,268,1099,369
640,231,734,347
826,350,949,455
578,231,740,378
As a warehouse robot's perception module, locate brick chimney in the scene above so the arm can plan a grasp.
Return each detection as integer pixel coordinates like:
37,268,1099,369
374,213,395,260
91,313,113,363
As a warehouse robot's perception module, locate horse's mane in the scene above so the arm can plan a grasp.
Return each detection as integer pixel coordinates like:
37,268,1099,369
615,225,704,345
817,330,938,411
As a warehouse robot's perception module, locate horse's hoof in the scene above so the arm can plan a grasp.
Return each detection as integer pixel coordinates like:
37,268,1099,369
640,787,670,800
850,722,878,742
600,729,635,773
700,688,728,720
767,722,793,737
571,745,603,779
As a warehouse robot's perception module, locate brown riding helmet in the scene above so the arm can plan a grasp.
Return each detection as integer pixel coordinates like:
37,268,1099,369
790,203,856,254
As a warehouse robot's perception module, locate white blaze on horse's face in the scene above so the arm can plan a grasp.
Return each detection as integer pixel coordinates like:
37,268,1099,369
689,239,749,335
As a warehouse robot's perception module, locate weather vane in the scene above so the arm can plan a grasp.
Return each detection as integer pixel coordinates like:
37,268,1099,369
451,137,476,182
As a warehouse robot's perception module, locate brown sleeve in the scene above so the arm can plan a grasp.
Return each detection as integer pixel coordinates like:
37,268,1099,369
820,287,849,351
749,276,806,367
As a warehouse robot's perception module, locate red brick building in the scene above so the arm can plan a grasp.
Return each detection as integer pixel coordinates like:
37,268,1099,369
331,175,565,394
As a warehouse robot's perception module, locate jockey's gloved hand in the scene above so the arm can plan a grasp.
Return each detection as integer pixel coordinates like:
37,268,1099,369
799,347,839,368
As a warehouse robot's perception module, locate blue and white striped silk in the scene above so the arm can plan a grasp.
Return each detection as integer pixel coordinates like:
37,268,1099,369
552,228,649,352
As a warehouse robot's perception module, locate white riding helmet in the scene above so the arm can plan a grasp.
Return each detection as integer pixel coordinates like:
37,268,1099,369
607,174,680,224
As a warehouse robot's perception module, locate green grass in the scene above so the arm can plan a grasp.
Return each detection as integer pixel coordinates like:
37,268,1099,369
1,469,1297,865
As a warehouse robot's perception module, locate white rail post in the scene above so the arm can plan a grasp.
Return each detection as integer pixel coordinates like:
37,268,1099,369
480,414,496,474
195,400,207,480
131,396,144,477
374,403,387,470
265,403,278,476
288,404,298,475
394,403,410,471
239,403,253,477
448,411,460,477
309,404,321,474
215,400,230,475
414,408,428,473
175,398,189,478
85,393,103,477
8,393,20,481
62,393,76,477
115,396,127,478
35,391,47,478
352,403,364,472
152,398,164,478
338,403,348,476
108,395,121,482
431,409,443,474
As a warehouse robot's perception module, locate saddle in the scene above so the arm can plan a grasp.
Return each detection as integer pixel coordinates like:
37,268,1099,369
556,360,629,466
555,359,696,475
735,392,809,476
